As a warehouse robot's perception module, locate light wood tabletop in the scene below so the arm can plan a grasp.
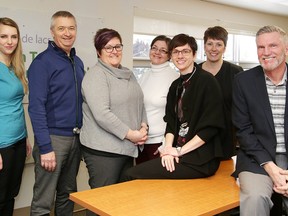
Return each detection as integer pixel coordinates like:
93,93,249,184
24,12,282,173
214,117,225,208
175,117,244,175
70,159,239,216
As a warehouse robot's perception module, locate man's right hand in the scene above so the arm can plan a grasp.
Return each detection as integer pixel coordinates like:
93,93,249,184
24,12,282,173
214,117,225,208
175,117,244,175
40,151,56,172
264,162,286,185
273,169,288,196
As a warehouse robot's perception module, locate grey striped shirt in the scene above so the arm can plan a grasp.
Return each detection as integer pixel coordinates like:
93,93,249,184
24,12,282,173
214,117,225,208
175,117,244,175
265,69,287,153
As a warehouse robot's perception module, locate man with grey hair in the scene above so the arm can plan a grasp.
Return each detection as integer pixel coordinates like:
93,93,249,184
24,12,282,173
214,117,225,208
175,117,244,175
28,11,84,216
232,25,288,215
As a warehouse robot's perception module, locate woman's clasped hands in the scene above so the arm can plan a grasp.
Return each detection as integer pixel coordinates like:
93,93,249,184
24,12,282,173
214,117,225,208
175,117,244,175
126,122,148,145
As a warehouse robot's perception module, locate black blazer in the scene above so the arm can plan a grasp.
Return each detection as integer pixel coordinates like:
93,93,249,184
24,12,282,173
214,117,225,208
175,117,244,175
232,63,288,177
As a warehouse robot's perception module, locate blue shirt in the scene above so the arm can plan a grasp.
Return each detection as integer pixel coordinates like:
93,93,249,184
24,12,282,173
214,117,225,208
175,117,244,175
0,62,26,148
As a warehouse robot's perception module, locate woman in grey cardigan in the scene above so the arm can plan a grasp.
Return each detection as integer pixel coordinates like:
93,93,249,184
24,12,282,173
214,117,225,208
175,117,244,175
80,28,148,194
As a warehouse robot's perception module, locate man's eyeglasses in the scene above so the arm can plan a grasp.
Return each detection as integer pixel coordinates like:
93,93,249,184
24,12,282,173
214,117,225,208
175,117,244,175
103,44,123,53
171,49,192,57
150,46,168,55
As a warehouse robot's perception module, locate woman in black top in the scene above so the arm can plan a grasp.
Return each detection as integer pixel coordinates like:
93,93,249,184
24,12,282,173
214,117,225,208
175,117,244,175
123,34,225,180
199,26,243,160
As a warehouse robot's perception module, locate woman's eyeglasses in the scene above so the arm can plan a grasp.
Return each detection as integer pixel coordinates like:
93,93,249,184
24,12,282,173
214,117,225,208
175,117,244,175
103,44,123,53
150,46,168,55
171,49,192,57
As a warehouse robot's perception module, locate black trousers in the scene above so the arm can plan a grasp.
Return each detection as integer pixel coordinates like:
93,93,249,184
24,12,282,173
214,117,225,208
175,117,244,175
123,156,220,181
0,138,26,216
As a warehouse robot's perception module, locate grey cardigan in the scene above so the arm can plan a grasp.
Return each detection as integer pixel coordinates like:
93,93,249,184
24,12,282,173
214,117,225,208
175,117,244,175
80,60,147,157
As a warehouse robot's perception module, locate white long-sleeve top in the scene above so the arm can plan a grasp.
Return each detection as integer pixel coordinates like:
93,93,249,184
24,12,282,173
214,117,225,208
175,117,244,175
138,62,179,144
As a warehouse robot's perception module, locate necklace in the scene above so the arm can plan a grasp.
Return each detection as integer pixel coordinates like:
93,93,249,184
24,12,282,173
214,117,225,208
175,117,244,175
182,66,196,86
177,67,196,122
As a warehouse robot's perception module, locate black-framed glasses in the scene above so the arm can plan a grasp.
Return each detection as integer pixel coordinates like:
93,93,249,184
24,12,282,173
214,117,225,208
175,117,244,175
103,44,123,53
150,46,168,55
171,49,192,57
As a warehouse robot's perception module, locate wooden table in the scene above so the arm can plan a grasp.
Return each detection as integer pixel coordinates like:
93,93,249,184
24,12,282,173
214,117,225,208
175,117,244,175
70,159,239,216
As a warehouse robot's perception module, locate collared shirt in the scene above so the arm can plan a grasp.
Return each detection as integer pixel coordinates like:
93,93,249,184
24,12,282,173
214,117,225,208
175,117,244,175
265,68,287,153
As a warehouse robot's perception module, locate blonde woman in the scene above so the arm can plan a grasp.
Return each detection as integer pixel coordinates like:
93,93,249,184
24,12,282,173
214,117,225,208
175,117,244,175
0,17,31,216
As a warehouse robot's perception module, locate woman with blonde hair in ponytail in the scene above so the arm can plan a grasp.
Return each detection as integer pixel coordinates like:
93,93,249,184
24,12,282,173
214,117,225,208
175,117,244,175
0,17,31,216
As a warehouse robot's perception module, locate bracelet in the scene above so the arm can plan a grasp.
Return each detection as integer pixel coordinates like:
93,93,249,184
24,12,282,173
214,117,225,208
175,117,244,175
176,147,182,156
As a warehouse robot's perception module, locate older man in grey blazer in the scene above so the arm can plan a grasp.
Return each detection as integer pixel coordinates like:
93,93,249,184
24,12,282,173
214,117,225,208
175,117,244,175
232,25,288,215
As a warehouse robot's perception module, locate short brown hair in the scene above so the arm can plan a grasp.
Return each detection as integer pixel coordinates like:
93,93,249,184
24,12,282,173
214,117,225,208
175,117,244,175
204,26,228,47
94,28,122,57
169,33,197,56
150,35,171,48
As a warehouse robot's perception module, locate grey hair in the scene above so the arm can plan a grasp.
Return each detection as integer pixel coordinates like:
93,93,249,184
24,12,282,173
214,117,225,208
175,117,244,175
256,25,287,44
50,11,76,30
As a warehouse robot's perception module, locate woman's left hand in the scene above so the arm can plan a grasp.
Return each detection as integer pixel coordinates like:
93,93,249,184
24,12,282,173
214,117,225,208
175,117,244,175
158,146,179,157
161,154,179,172
135,125,148,145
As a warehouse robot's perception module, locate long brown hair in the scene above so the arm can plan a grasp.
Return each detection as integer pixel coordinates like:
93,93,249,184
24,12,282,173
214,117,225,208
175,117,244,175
0,17,28,94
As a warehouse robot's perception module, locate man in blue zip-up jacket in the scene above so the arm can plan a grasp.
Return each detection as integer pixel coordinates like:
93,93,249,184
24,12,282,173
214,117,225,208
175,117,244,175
28,11,84,216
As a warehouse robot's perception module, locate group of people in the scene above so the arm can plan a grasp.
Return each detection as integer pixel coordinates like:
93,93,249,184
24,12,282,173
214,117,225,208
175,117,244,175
0,9,288,216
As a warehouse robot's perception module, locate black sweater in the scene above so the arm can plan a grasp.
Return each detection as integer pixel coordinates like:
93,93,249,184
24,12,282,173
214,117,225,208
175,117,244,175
164,63,225,166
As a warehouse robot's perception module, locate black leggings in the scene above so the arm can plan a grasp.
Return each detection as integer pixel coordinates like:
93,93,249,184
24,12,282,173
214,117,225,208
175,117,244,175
122,156,220,181
0,138,26,216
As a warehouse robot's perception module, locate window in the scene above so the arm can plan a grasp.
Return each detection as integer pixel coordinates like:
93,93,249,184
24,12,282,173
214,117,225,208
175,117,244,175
133,33,258,77
133,67,150,79
133,34,155,59
236,35,258,63
224,34,234,61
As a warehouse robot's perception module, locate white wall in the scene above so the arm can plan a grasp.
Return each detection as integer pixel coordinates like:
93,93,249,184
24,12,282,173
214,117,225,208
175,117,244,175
1,0,134,69
1,0,288,210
